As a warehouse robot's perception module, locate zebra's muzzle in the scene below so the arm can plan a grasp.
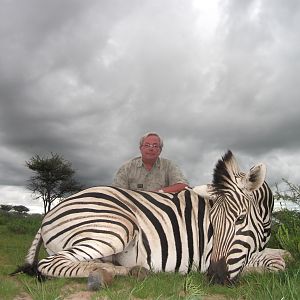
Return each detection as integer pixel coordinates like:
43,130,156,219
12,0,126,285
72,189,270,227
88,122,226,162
207,258,232,285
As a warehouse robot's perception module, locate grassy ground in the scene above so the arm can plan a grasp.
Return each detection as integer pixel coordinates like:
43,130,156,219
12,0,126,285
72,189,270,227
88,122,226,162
0,211,299,300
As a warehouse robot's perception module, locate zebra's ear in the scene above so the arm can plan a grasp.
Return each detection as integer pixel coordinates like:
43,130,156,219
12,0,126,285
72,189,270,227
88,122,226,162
244,163,266,192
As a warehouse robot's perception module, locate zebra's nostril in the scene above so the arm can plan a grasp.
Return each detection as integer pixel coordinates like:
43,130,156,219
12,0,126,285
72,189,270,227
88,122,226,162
207,258,229,285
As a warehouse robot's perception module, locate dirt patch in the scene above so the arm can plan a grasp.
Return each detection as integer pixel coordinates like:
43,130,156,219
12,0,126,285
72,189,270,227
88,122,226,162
13,292,33,300
59,283,102,300
203,295,227,300
178,290,228,300
14,290,103,300
63,291,96,300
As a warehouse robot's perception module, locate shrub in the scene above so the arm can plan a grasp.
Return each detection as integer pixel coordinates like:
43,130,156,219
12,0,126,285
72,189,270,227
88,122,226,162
269,210,300,260
272,209,300,229
276,224,300,260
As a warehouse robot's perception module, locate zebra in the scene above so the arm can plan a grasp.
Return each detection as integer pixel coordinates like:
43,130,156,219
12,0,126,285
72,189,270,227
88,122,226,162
13,150,287,288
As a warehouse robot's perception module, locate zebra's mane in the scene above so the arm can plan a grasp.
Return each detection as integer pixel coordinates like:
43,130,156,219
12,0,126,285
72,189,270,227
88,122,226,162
212,150,241,193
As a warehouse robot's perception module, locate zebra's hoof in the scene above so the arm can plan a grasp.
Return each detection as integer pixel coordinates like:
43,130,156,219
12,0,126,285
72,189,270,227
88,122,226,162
87,270,113,291
129,266,150,280
87,271,103,291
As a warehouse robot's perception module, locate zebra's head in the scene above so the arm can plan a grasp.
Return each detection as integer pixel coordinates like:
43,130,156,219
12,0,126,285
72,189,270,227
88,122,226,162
207,150,273,284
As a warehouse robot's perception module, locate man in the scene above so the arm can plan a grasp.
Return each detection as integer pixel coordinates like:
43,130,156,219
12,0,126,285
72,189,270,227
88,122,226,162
113,132,189,193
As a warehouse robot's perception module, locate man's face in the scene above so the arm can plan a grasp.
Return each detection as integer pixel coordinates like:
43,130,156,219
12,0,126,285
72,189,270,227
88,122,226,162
140,135,162,161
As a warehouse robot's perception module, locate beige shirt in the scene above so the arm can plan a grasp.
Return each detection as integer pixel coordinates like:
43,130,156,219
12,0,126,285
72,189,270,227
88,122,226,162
113,157,188,191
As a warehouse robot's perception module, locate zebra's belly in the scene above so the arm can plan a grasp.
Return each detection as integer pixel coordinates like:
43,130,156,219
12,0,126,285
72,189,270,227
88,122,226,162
114,234,201,273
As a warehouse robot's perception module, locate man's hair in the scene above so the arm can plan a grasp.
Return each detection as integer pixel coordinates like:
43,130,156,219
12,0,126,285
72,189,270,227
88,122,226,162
139,132,164,149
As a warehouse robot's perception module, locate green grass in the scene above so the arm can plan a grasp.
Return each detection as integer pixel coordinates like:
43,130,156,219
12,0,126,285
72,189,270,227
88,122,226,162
92,268,300,300
1,211,299,300
21,276,80,300
238,267,300,300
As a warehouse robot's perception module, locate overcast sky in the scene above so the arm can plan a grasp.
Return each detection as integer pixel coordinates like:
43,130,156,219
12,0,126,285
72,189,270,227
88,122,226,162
1,0,300,213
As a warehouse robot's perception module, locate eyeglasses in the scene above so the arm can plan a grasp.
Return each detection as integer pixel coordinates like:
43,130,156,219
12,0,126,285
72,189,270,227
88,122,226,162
142,143,160,149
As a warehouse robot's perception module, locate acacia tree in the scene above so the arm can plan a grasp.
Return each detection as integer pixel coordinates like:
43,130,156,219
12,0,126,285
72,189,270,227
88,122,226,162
13,205,29,214
26,153,83,214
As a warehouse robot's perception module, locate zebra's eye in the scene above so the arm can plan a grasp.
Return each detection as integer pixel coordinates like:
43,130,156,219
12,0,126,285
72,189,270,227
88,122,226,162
236,214,246,225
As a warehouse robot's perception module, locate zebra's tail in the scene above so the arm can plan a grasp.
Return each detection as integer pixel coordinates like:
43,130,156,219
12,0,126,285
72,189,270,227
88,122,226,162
10,228,44,279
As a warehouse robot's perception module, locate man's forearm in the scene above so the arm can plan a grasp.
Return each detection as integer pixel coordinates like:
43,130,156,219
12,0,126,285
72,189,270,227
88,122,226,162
157,183,189,193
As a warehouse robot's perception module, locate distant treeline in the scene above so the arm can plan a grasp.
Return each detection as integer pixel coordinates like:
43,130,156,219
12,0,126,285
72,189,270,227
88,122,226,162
0,204,30,214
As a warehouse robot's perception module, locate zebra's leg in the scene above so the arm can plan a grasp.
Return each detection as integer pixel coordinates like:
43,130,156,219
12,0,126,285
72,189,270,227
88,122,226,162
243,248,291,274
38,243,131,289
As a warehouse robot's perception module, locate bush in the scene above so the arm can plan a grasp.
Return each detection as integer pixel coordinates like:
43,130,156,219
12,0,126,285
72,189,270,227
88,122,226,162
269,210,300,260
276,224,300,259
273,209,300,229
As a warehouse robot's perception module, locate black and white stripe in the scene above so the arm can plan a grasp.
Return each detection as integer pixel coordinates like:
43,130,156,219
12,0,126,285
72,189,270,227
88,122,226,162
17,150,286,284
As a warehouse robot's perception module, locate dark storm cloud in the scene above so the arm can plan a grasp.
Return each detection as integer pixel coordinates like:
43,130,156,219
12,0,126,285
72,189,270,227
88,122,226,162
0,0,300,211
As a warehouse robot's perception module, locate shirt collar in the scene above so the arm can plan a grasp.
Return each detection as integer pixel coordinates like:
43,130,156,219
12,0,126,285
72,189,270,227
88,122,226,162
137,157,161,168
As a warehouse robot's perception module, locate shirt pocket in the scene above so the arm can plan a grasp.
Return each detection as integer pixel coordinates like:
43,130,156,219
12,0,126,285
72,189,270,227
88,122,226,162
151,173,167,189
